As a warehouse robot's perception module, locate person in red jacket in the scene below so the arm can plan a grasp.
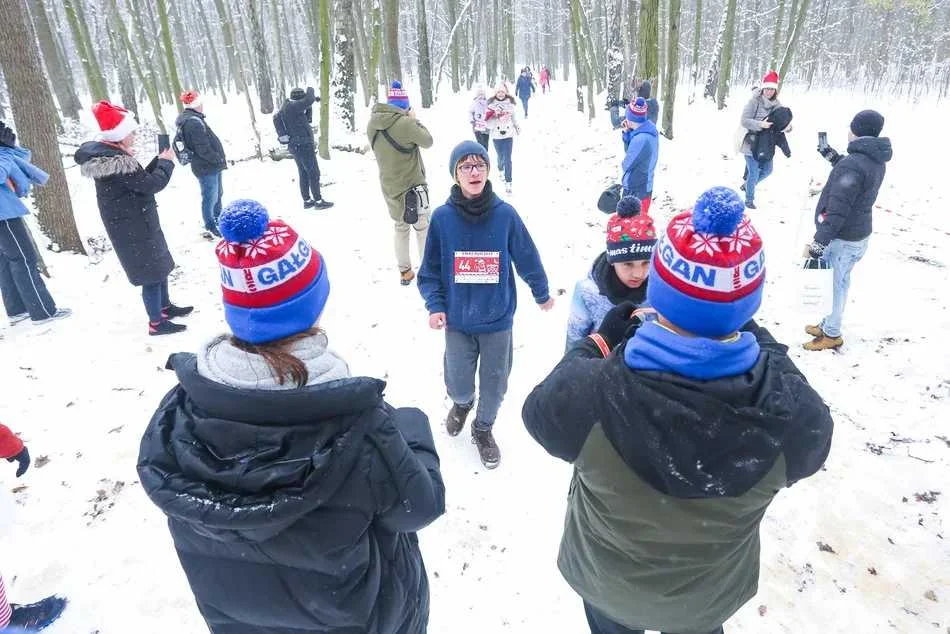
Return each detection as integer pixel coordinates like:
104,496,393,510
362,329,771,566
0,423,67,631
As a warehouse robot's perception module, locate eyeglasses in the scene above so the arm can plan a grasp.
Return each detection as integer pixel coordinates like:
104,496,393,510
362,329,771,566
457,162,488,174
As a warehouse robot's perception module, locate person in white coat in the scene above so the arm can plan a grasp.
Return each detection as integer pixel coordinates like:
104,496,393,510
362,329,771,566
468,86,490,150
486,83,520,194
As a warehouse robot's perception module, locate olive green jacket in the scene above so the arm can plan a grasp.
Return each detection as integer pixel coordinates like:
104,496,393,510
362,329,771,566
367,104,433,221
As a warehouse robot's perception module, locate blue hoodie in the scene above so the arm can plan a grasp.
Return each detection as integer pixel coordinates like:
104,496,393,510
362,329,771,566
418,187,550,334
621,119,659,199
0,145,49,221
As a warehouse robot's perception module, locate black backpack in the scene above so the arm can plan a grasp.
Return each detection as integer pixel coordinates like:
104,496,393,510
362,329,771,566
273,110,289,144
173,116,205,166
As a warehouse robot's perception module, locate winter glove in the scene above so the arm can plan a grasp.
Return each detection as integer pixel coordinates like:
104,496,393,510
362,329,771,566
804,241,826,259
0,122,16,148
591,301,644,355
7,446,30,478
818,145,840,164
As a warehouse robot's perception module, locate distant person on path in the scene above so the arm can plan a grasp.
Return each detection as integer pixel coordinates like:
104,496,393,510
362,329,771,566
486,83,520,195
75,101,192,336
516,68,536,118
138,201,445,634
524,187,834,634
804,110,892,351
539,66,551,93
468,85,490,150
0,422,69,630
368,81,434,286
275,87,333,210
175,90,227,237
739,70,787,209
565,196,656,348
418,141,553,469
0,122,71,327
621,98,659,214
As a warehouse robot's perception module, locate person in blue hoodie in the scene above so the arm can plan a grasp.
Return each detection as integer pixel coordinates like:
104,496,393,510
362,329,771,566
566,196,656,349
0,122,70,328
418,140,553,469
621,98,659,215
515,68,535,118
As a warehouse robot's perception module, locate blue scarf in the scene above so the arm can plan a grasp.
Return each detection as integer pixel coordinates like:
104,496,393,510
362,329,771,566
624,321,760,381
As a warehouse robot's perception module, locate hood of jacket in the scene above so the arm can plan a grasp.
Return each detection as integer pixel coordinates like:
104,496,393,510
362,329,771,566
629,118,659,139
74,141,140,179
590,251,648,305
174,108,205,128
847,136,893,164
637,80,652,99
766,106,793,130
368,103,408,132
137,352,388,543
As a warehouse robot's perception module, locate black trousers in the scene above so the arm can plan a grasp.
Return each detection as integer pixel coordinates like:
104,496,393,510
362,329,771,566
0,217,57,321
584,602,724,634
289,143,322,202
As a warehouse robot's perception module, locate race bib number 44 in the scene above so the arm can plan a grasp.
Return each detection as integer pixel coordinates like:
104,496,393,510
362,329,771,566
454,251,500,284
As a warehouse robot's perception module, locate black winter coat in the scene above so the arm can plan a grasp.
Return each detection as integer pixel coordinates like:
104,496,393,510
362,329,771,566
814,136,892,246
75,142,175,286
137,353,445,634
174,109,227,177
277,88,318,147
750,106,792,162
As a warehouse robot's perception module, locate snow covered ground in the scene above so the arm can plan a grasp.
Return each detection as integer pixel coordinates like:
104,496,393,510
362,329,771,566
0,81,947,633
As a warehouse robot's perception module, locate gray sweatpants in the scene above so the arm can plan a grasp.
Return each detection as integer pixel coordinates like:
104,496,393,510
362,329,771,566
444,328,513,429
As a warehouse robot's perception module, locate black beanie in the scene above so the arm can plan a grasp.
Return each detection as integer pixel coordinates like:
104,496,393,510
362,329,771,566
850,110,884,138
290,87,306,100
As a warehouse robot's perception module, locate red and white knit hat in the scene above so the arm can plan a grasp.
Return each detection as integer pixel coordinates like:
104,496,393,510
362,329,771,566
761,70,780,91
216,200,330,344
180,90,203,110
91,101,137,143
647,187,765,337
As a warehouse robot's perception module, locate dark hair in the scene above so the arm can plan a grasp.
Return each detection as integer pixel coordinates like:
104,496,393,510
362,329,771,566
230,327,322,388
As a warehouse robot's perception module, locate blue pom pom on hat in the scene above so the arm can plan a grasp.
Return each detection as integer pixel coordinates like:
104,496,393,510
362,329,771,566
647,186,765,337
387,80,410,110
219,199,271,244
626,97,648,124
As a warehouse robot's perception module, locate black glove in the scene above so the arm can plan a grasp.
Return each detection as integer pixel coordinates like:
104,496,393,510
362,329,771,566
7,446,30,478
818,145,840,164
595,301,644,350
806,241,826,260
0,122,16,148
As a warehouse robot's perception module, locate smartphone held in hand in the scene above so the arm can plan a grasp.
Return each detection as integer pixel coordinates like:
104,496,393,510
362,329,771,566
158,133,170,153
817,131,828,151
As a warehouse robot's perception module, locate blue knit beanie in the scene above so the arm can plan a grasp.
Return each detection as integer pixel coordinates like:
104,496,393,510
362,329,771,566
387,81,410,110
448,140,490,177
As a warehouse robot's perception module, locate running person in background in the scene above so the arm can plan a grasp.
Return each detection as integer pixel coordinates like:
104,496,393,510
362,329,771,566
621,98,659,214
486,84,520,195
566,197,656,348
539,66,551,93
516,68,536,118
739,70,785,209
468,85,490,150
418,141,553,469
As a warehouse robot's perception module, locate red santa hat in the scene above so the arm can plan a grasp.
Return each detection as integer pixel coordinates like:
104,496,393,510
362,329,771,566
761,70,780,91
91,101,138,143
180,90,203,110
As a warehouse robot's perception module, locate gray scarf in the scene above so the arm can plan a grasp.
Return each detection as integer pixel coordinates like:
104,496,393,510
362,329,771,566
196,331,351,391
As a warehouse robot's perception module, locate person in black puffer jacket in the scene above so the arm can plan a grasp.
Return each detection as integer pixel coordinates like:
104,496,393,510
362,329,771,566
175,90,227,237
137,200,444,634
75,101,192,337
803,109,892,351
275,87,333,210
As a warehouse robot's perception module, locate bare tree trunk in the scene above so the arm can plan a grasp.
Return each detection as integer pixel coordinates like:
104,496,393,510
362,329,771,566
213,0,262,158
418,0,434,106
156,0,183,108
318,0,331,159
662,0,681,137
434,0,475,96
778,0,811,79
0,0,85,254
270,0,288,97
770,0,786,69
368,0,383,102
715,0,738,109
446,0,461,92
636,0,659,81
62,0,108,100
247,0,275,113
335,0,356,130
703,3,727,99
26,0,82,119
111,0,165,131
384,0,402,80
197,0,228,102
607,0,624,101
692,0,702,84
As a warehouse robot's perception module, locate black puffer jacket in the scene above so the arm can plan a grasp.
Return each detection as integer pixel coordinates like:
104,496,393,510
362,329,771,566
277,87,317,147
75,142,175,286
137,353,445,634
174,109,227,177
813,136,893,246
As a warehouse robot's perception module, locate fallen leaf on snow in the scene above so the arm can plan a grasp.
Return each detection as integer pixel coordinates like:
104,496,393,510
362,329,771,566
34,455,50,469
924,590,938,602
817,541,837,554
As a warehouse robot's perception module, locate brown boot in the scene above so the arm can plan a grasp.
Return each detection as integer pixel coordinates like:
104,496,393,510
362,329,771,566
472,425,501,469
803,334,844,351
805,324,824,337
446,401,473,437
400,269,416,286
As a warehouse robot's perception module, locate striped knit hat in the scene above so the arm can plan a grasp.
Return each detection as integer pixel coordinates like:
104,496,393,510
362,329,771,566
387,81,410,110
215,200,329,344
647,187,765,337
626,98,648,124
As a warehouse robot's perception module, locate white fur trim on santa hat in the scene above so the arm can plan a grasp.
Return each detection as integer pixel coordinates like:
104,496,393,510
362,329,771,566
96,111,138,143
761,81,779,90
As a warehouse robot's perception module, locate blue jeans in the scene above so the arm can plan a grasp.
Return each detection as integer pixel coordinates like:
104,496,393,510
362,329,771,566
493,138,514,183
0,217,57,321
819,237,869,337
743,155,773,203
520,96,529,117
584,602,723,634
142,278,170,322
197,171,223,233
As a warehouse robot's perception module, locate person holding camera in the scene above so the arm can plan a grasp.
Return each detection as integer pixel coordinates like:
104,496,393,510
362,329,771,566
138,200,445,634
486,83,520,194
0,121,71,328
75,101,191,336
175,90,227,238
368,81,434,286
803,110,892,351
620,98,659,214
275,87,333,210
523,187,833,634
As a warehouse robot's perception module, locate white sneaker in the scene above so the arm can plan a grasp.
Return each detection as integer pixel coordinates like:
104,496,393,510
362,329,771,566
9,312,30,326
31,308,72,325
505,182,512,194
